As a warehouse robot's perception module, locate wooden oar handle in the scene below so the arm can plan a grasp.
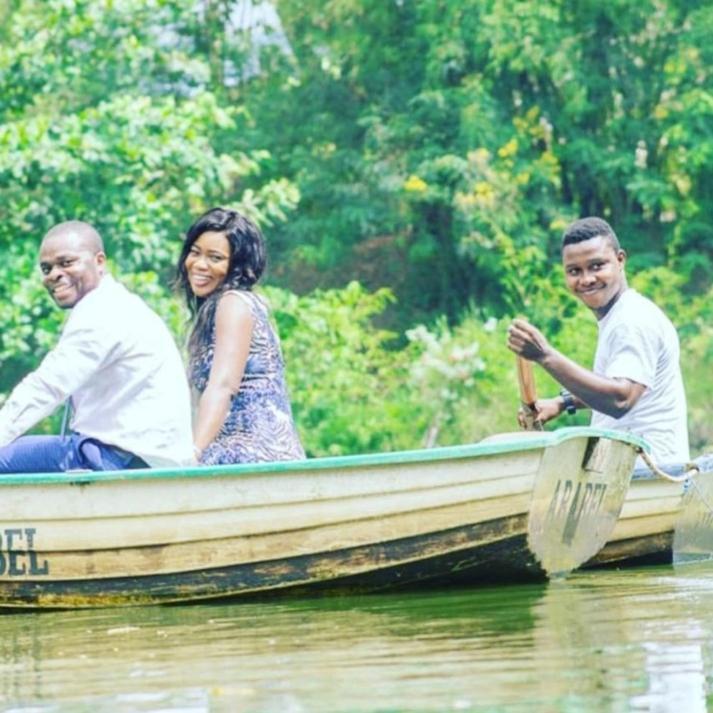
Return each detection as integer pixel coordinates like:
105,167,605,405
516,356,543,432
516,356,537,407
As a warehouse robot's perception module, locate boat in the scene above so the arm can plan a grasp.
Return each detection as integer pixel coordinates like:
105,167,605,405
0,427,643,609
508,356,709,572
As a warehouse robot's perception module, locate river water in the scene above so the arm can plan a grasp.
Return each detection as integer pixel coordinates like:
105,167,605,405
2,563,713,712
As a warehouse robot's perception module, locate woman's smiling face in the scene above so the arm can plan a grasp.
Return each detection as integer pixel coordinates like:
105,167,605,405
184,230,231,298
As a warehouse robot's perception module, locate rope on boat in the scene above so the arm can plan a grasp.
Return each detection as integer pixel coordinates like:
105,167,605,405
636,447,699,483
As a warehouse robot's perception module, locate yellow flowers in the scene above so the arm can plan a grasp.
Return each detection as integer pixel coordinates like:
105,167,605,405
549,218,570,232
404,175,428,193
472,180,496,207
498,138,518,158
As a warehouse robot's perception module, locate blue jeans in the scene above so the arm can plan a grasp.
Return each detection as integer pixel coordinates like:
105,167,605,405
0,434,147,474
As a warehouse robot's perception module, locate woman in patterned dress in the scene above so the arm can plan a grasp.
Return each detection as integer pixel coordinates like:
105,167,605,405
176,207,305,465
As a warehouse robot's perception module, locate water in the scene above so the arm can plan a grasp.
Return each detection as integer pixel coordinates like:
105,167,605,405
2,564,713,712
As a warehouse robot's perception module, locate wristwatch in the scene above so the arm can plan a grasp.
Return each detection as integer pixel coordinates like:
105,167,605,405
560,389,577,415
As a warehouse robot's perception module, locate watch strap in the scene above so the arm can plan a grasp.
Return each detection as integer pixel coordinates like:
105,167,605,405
560,389,576,415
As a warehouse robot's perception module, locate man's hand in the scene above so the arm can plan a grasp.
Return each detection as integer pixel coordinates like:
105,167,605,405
507,319,553,364
517,397,563,429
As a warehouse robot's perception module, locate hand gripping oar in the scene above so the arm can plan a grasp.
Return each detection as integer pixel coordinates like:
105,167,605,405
516,356,543,431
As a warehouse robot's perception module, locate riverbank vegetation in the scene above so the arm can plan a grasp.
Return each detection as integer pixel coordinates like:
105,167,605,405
1,0,712,455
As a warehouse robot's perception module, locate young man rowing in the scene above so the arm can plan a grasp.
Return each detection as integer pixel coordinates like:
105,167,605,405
506,216,689,465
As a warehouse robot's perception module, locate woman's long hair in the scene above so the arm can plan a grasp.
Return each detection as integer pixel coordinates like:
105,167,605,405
176,207,266,358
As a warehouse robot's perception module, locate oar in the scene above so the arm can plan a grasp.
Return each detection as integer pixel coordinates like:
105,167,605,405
516,356,543,431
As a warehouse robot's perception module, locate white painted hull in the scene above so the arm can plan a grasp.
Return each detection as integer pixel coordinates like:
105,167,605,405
586,474,684,567
589,457,713,568
0,427,642,608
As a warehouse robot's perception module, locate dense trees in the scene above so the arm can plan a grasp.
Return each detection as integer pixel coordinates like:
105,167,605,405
248,1,713,315
1,0,712,454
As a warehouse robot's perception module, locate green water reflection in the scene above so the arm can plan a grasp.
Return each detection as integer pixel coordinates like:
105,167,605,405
2,564,713,711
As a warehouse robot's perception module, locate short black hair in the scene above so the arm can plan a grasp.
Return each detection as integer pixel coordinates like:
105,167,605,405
562,217,621,251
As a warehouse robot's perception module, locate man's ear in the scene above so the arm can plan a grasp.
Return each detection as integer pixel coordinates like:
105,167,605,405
617,249,627,267
96,251,107,274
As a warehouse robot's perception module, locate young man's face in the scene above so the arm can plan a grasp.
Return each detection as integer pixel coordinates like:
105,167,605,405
39,233,106,308
562,235,627,318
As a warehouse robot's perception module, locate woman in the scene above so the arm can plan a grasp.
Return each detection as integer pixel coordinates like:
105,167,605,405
176,207,305,465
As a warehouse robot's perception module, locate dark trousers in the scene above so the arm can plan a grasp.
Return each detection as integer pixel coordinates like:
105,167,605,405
0,434,147,474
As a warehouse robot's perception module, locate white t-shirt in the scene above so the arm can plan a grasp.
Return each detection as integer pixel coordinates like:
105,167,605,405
0,275,193,467
590,288,689,463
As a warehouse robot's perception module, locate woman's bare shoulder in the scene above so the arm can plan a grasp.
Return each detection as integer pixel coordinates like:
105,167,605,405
215,290,256,324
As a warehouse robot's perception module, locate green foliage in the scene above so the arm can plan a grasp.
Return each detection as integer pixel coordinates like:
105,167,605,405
266,282,514,455
269,281,595,456
1,0,711,456
682,324,713,453
243,0,713,324
265,282,417,456
0,0,299,395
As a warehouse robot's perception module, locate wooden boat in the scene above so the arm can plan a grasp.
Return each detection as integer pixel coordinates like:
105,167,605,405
508,356,707,571
0,427,643,609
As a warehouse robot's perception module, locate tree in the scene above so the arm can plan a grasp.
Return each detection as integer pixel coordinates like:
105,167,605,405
0,0,298,397
242,0,713,322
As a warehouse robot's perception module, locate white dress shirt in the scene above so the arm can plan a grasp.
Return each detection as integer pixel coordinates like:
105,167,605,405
0,275,193,467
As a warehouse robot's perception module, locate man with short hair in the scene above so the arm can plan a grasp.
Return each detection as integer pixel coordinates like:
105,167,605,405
507,216,689,464
0,220,193,472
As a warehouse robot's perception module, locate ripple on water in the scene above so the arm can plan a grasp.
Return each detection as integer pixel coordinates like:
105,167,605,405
2,565,713,711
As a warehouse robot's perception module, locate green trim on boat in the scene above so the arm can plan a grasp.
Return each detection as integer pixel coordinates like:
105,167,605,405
0,426,648,486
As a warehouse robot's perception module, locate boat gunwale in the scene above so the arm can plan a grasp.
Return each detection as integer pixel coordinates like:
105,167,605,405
0,426,648,486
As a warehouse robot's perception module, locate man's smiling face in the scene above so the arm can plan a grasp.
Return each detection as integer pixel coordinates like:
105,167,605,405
562,235,627,319
39,233,106,308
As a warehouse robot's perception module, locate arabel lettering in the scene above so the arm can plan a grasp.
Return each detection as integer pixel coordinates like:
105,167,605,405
0,527,49,576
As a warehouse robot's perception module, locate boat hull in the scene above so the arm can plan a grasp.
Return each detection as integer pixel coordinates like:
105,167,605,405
586,455,713,569
585,472,684,568
0,428,642,609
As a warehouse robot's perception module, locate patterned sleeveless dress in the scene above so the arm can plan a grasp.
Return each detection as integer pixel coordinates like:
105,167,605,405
188,290,305,465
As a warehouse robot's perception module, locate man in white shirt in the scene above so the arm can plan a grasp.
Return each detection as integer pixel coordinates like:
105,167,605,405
506,216,689,465
0,221,194,472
